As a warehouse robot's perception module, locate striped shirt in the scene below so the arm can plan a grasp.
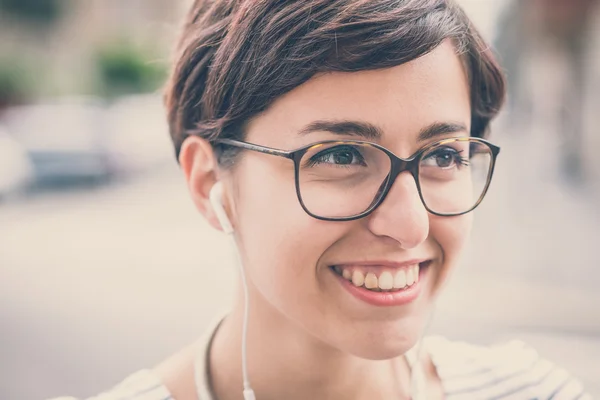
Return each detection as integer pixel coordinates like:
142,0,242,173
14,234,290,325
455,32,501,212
52,317,592,400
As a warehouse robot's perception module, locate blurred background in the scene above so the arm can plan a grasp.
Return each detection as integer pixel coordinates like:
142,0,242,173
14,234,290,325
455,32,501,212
0,0,598,398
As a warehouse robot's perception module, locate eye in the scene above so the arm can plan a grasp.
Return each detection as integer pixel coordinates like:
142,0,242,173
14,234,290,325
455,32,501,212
421,147,468,169
307,145,367,167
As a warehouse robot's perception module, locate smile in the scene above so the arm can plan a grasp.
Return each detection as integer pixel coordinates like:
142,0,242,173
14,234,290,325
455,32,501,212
330,261,431,306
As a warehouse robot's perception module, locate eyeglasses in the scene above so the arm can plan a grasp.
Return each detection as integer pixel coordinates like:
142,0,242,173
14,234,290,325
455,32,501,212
213,137,500,221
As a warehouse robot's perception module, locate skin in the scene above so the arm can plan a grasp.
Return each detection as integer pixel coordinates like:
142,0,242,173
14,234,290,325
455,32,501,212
159,40,472,400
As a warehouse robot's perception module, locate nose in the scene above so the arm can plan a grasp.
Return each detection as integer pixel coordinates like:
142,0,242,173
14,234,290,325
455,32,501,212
366,171,429,249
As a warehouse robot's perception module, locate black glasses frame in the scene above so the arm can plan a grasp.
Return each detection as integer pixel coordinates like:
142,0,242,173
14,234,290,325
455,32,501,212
213,137,500,221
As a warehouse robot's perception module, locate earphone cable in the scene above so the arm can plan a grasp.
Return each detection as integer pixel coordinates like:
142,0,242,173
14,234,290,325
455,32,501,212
226,232,256,400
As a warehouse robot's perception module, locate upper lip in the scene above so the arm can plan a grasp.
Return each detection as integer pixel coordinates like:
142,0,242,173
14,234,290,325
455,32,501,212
332,259,431,268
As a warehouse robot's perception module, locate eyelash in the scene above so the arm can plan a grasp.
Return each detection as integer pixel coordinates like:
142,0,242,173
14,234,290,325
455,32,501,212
424,148,470,167
305,146,366,167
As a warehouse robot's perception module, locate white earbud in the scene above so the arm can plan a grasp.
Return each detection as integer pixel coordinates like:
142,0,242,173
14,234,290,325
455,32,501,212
209,182,234,234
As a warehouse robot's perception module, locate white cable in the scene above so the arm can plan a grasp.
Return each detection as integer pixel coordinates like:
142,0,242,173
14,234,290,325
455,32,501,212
209,183,255,400
409,337,427,400
227,233,256,400
407,306,436,400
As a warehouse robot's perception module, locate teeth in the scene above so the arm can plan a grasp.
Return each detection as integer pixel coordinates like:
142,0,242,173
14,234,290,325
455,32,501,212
364,272,378,289
338,264,424,291
394,269,407,289
378,271,393,290
352,270,365,287
342,269,352,280
406,268,415,286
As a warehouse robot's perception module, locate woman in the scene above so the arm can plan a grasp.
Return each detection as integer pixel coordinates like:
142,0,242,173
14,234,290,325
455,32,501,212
55,0,591,399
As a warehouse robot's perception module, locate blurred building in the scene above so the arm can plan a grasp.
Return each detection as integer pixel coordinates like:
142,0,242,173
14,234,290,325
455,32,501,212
0,0,189,101
0,1,187,191
494,0,600,193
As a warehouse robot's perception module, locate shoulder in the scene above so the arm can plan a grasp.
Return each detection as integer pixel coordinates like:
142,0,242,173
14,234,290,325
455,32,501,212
48,369,173,400
426,335,592,400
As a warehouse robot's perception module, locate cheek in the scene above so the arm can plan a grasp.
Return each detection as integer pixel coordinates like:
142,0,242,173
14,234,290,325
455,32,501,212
430,213,472,277
231,159,341,306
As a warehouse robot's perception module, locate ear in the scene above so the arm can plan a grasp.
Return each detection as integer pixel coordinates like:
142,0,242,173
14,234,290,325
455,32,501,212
179,136,227,232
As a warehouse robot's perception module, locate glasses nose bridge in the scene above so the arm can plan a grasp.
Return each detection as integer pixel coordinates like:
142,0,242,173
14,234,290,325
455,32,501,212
387,152,419,187
368,152,424,221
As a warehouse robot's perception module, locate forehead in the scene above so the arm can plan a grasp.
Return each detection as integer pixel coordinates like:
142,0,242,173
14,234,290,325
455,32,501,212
246,41,471,151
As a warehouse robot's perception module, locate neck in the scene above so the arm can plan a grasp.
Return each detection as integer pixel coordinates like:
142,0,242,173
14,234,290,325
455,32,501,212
208,284,414,400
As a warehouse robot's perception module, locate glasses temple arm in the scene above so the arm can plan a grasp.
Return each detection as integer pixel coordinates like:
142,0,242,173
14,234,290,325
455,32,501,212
214,139,294,159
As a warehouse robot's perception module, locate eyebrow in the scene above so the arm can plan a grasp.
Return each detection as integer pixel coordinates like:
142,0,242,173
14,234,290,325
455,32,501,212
298,120,382,140
297,120,468,141
417,121,468,141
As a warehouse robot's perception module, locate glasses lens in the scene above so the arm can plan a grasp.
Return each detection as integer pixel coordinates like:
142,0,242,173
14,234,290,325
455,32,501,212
298,142,391,219
418,139,492,215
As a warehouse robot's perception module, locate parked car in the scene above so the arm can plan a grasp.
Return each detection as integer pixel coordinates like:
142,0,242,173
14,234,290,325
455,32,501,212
104,94,173,176
1,95,174,189
0,126,33,201
1,98,115,187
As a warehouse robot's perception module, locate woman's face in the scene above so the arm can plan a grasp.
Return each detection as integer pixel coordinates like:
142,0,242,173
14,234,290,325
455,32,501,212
225,41,472,359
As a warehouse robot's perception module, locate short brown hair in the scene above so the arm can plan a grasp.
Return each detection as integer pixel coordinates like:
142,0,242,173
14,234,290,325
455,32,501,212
164,0,505,161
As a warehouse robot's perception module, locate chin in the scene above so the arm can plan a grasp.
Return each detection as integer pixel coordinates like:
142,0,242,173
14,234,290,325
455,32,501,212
335,318,424,360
